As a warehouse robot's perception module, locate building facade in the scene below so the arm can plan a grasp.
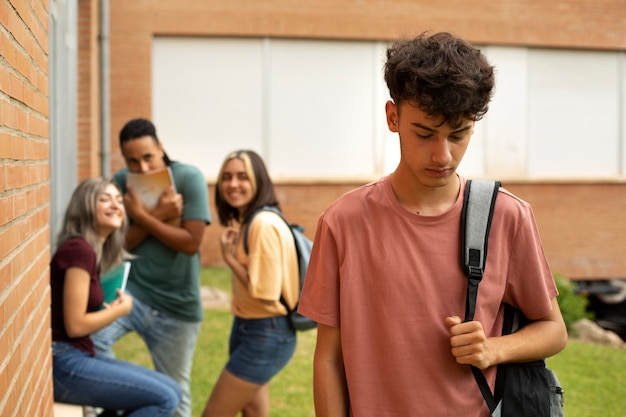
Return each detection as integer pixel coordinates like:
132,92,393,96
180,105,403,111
92,0,626,279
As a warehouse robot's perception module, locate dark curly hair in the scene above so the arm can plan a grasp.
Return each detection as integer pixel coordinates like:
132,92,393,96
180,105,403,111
119,118,172,165
384,32,495,128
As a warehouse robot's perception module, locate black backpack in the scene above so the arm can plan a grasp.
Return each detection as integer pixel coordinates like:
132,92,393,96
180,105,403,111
243,206,317,331
461,179,565,417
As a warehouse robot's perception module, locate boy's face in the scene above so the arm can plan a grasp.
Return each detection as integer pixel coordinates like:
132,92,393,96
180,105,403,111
121,135,166,173
386,100,474,189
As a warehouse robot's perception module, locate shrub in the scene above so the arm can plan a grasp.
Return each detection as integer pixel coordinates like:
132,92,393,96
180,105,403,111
554,273,594,334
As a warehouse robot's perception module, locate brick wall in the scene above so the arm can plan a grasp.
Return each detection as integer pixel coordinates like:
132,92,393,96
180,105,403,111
0,0,53,416
505,182,626,279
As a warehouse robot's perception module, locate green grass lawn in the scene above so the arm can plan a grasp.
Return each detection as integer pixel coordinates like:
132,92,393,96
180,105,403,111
114,267,316,417
114,267,625,417
548,341,626,416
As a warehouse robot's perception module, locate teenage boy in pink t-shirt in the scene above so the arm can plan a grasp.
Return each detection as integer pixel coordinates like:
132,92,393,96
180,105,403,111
298,32,568,417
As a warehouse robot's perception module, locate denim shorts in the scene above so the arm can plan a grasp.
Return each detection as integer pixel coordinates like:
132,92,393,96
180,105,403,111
225,315,296,384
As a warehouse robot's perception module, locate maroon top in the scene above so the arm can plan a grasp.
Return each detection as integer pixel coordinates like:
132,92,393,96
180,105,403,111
50,236,104,355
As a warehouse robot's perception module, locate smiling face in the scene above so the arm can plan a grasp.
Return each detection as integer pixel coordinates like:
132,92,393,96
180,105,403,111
218,157,255,214
386,100,474,191
121,135,166,173
95,183,125,240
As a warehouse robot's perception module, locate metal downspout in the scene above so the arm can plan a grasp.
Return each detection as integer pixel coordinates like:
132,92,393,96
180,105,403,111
99,0,110,176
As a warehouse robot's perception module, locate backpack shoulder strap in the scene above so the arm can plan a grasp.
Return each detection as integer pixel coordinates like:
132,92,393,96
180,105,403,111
243,206,286,254
461,179,501,321
460,179,501,413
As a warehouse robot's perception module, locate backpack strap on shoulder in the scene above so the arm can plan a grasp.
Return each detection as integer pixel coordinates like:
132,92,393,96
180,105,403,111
461,179,501,322
243,205,283,254
460,179,501,413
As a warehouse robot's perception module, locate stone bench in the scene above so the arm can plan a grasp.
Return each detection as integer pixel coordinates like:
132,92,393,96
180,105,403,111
53,402,84,417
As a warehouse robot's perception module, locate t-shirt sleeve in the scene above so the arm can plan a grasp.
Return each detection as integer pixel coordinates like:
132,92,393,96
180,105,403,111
177,165,211,224
298,213,341,328
504,202,558,320
113,169,128,192
55,238,97,273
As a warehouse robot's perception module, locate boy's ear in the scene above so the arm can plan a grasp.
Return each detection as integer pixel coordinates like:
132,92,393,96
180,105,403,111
385,100,399,133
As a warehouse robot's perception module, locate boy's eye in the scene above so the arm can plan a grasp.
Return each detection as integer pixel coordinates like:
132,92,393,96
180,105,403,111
449,133,468,141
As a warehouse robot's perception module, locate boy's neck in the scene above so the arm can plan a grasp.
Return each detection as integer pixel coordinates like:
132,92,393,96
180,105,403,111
389,171,461,216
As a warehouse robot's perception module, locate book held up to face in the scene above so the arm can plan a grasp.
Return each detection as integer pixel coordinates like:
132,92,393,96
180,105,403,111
126,167,181,226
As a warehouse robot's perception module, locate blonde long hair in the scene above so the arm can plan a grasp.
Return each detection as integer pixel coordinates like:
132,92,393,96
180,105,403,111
55,177,128,275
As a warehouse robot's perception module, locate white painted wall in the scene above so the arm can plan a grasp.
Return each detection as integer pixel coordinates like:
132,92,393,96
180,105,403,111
152,37,625,182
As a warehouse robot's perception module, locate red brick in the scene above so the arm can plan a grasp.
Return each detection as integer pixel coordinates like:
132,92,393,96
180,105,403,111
0,1,52,414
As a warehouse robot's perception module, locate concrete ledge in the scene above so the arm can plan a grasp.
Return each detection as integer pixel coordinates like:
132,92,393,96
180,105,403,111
53,402,83,417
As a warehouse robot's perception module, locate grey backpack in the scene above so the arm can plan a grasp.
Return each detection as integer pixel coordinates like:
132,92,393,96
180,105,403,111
461,179,565,417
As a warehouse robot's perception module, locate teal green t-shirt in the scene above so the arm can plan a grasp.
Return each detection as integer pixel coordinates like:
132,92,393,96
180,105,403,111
114,161,211,321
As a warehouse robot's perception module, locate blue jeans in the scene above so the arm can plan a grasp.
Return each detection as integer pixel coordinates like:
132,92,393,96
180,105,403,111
91,294,201,417
52,341,181,417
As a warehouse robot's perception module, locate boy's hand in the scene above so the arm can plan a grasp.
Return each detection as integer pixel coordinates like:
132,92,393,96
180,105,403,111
123,183,147,221
152,186,183,222
446,315,494,369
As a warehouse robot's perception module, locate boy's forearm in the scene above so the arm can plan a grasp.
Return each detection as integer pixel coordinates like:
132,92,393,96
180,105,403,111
313,364,350,417
313,326,350,417
492,298,568,365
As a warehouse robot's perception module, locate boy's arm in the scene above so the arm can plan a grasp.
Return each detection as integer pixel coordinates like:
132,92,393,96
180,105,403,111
126,217,206,255
124,184,206,255
313,323,350,417
447,297,568,369
491,297,568,364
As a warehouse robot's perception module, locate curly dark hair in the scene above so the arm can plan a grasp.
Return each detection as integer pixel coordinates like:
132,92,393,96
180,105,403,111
384,32,495,128
119,118,172,165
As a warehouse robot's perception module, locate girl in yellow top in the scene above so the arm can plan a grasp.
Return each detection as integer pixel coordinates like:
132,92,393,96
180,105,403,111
202,150,299,417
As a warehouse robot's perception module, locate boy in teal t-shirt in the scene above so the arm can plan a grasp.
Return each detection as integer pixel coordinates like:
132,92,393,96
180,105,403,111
92,118,211,417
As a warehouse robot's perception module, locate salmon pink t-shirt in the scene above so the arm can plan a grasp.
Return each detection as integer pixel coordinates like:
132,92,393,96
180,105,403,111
298,175,557,417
